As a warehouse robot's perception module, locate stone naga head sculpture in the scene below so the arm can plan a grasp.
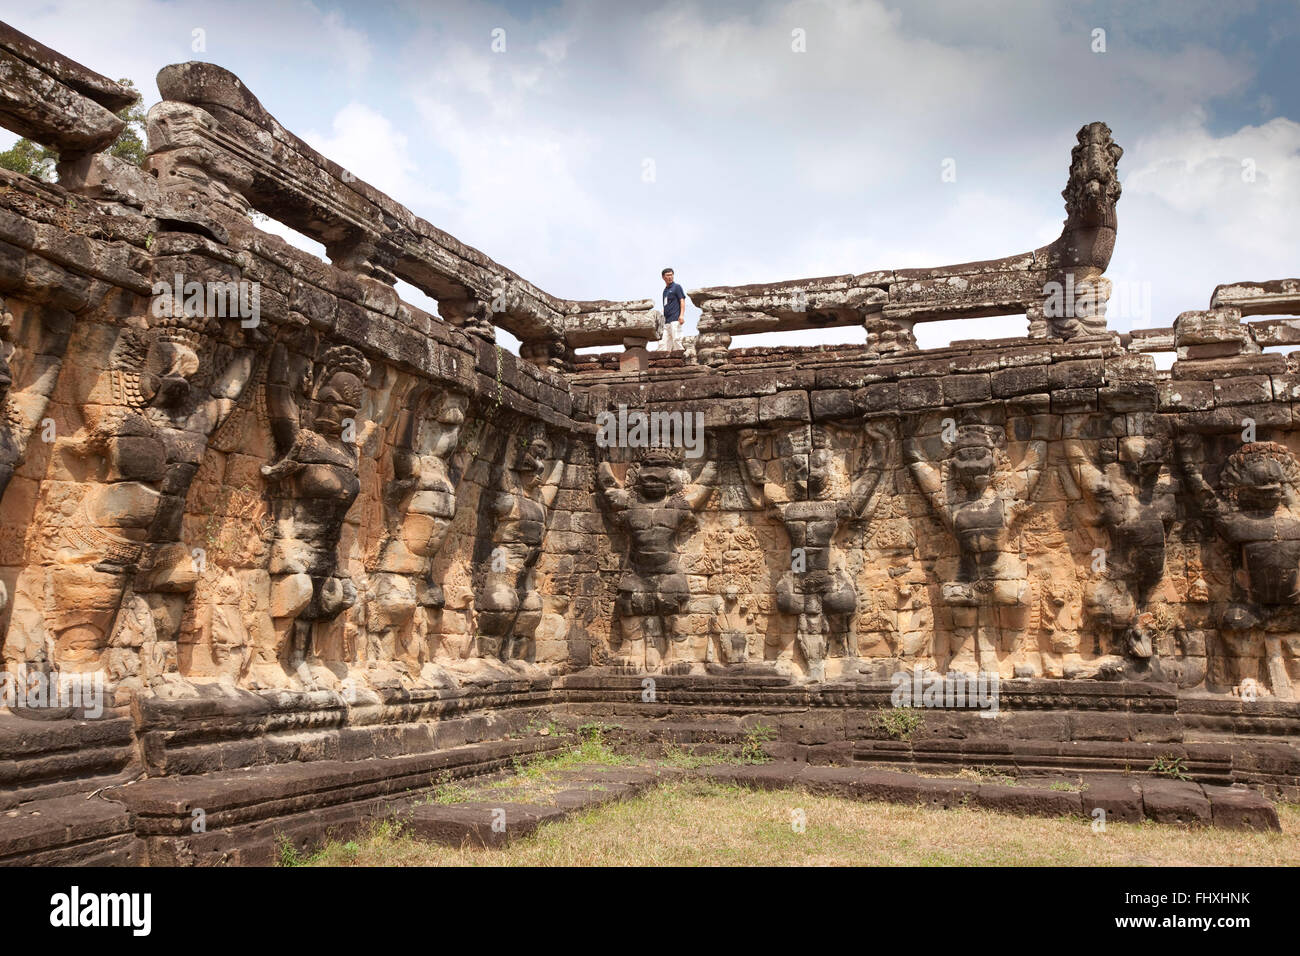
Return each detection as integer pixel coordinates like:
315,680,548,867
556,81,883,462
1063,121,1123,229
1044,121,1124,341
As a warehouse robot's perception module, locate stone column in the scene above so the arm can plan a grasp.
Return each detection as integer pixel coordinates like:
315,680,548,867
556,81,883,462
439,297,496,342
520,336,572,372
620,335,652,373
864,313,916,354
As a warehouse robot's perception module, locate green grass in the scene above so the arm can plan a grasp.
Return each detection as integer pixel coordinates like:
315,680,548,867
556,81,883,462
293,783,1300,867
412,722,779,811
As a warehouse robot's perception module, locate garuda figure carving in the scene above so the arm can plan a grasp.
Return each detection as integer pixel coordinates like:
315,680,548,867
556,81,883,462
262,335,370,673
597,443,715,674
907,422,1046,676
738,420,892,682
476,423,566,662
0,299,71,614
1063,431,1175,675
1178,437,1300,699
4,310,254,689
365,384,466,671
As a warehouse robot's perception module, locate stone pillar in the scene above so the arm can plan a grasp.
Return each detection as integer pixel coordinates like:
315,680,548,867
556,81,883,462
439,297,496,342
146,101,255,222
1173,307,1254,361
695,331,731,367
520,336,573,372
620,335,652,373
57,152,160,210
864,313,916,354
324,232,398,285
1032,272,1112,340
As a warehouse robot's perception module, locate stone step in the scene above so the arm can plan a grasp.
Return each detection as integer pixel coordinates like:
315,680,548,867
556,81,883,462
108,734,569,865
697,763,1279,831
135,684,554,776
0,793,141,866
851,738,1241,786
387,760,1280,855
0,713,139,805
397,767,675,848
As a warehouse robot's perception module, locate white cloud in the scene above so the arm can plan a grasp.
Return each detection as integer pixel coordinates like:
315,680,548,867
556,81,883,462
254,217,329,260
537,31,572,64
1109,112,1300,329
320,9,374,82
302,102,448,213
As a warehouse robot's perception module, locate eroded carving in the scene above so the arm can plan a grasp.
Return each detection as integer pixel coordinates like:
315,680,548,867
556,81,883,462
907,421,1046,677
476,423,566,662
1179,436,1299,699
365,384,467,673
1063,428,1176,678
738,420,892,681
261,334,370,674
597,444,716,674
0,298,71,613
708,584,757,667
4,309,255,695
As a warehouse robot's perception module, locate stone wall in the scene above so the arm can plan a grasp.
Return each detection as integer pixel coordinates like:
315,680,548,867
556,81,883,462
1,20,1299,715
564,334,1300,696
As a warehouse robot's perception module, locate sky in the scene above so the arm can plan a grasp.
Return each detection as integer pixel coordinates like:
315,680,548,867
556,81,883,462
3,0,1298,354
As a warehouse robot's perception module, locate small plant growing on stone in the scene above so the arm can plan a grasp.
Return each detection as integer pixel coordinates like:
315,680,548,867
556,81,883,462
524,718,563,738
740,724,776,764
873,706,925,742
276,833,305,867
577,721,613,748
1149,754,1190,781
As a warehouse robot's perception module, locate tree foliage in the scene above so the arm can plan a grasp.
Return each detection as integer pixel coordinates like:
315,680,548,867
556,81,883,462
0,137,57,180
105,78,147,167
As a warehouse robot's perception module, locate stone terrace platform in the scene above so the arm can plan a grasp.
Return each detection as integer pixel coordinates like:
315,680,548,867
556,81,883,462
1,673,1295,865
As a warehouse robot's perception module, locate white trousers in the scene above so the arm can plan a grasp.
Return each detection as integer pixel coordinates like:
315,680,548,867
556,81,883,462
662,319,681,351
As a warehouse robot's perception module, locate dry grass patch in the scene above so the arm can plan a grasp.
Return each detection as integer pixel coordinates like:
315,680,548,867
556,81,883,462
293,780,1300,867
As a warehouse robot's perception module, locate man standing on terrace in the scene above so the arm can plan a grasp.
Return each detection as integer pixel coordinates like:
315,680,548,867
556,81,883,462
660,267,687,352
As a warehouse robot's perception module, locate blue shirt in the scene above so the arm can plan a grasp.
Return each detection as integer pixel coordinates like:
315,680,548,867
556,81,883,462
662,282,685,322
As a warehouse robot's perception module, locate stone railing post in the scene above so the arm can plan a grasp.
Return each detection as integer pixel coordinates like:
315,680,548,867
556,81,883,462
620,333,654,372
863,312,916,353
